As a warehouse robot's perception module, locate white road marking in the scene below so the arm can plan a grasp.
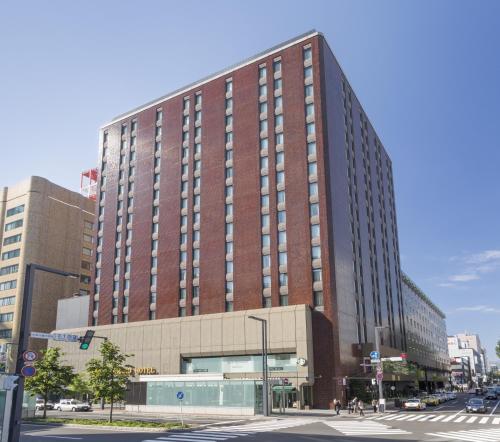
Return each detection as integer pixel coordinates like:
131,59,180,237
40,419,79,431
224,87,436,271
493,418,500,424
427,428,500,442
479,416,489,424
431,415,446,422
490,400,500,416
324,420,411,436
454,416,467,422
466,416,478,423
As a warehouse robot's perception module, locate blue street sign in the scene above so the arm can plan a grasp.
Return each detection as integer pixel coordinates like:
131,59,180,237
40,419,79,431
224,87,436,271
370,351,380,359
177,391,184,400
21,365,36,377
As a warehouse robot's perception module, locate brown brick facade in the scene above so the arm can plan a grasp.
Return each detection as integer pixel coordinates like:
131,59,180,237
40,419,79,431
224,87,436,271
91,31,406,408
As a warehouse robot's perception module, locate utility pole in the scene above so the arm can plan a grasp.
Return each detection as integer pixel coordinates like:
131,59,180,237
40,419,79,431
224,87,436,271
8,263,79,442
374,326,389,411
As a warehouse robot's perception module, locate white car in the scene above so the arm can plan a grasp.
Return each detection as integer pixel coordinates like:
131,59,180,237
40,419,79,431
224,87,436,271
403,398,427,410
55,399,91,412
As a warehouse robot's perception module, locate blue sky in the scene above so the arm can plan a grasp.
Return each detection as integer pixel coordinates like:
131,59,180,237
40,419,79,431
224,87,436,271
1,1,499,362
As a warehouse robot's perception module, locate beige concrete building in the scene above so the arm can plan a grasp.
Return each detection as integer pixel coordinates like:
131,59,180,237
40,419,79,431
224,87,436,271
52,304,314,414
0,177,95,370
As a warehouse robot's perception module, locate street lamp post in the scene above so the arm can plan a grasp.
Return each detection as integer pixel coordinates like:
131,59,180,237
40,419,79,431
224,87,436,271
8,263,79,442
248,315,269,416
374,326,389,410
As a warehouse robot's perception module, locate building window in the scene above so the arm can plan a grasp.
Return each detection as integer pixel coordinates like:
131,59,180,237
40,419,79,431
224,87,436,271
0,280,16,291
312,268,322,282
4,220,23,231
263,275,271,289
313,291,324,306
2,249,20,260
0,330,12,339
262,254,271,269
273,59,282,73
278,252,287,266
226,80,233,93
278,230,286,245
0,296,15,307
305,84,314,98
311,246,321,259
6,205,24,217
259,84,267,97
3,234,21,246
0,264,19,276
279,272,288,287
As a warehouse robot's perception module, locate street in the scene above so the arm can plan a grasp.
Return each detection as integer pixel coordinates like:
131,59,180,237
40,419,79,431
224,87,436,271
21,394,500,442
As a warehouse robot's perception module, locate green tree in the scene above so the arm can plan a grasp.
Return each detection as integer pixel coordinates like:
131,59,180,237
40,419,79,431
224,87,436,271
24,347,75,418
67,372,92,402
496,340,500,359
86,340,133,423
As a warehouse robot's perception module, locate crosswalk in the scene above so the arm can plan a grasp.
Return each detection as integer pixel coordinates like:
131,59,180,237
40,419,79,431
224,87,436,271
427,428,500,441
141,418,319,442
369,412,500,425
324,419,411,436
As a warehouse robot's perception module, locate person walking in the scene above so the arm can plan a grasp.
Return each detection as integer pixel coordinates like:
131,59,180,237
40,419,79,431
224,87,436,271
335,399,341,415
358,399,365,417
372,398,378,413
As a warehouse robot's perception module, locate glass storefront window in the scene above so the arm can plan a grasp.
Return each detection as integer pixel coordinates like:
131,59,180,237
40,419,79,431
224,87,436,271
181,353,297,374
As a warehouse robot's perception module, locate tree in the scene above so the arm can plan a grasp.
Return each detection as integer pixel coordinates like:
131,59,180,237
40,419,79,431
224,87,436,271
24,347,75,418
67,372,92,402
496,340,500,360
86,340,133,423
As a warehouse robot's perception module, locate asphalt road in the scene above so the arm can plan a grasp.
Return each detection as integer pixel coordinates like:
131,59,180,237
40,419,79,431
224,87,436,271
22,393,500,442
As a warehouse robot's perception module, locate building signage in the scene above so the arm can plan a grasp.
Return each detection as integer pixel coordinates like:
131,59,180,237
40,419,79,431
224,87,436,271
30,332,79,342
126,367,158,376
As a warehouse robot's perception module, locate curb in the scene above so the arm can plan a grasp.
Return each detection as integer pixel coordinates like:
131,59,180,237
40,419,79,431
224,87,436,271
23,422,185,433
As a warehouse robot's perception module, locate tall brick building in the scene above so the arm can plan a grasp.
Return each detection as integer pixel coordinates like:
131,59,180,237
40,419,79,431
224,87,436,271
82,30,406,409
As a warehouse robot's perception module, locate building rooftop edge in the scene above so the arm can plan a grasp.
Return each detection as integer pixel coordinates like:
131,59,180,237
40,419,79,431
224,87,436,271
101,29,320,128
401,271,446,319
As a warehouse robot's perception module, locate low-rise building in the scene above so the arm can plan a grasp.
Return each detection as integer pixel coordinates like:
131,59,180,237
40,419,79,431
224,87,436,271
401,273,449,390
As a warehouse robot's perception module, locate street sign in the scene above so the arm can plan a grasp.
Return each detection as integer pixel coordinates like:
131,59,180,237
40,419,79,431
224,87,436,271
176,391,184,400
376,372,383,381
400,353,408,359
370,351,380,359
30,332,80,342
371,359,381,364
381,357,403,362
21,365,36,377
22,351,38,362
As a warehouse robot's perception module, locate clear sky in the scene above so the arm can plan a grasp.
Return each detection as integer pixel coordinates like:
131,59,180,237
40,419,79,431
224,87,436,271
1,1,499,362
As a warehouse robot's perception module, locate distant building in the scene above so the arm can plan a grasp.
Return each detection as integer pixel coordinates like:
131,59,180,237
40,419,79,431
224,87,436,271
0,176,95,370
401,273,449,389
448,333,488,386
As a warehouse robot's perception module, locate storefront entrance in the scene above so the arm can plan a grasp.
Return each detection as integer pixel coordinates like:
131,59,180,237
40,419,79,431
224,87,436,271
272,385,297,412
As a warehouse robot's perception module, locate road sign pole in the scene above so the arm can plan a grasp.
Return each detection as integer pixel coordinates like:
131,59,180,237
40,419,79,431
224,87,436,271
375,327,384,409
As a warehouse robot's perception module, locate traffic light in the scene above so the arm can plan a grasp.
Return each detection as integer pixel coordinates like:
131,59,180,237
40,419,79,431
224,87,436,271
79,330,95,350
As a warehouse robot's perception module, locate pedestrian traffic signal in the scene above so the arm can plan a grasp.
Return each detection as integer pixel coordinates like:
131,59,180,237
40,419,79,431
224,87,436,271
79,330,95,350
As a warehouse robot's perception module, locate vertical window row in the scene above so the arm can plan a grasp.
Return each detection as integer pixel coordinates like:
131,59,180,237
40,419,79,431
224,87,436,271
258,65,271,308
149,109,163,321
178,97,190,317
224,79,234,312
342,80,365,343
121,119,137,323
94,130,108,325
303,45,323,309
191,93,202,316
273,58,288,307
360,114,381,328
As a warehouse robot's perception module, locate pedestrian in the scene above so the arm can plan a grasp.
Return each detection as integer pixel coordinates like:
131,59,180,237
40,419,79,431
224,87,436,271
372,398,378,413
358,400,365,417
352,397,358,413
335,399,341,415
348,399,353,414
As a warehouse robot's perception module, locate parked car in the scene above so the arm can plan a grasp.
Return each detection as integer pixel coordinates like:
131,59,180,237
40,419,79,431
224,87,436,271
422,396,440,406
35,399,54,411
447,391,457,400
485,388,498,400
54,399,91,412
403,398,427,410
466,398,488,413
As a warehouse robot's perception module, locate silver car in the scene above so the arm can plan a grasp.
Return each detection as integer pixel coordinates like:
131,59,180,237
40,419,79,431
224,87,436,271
55,399,91,412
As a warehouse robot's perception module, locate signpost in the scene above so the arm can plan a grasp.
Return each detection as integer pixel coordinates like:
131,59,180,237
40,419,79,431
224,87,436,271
176,391,184,427
22,351,37,363
20,366,36,378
